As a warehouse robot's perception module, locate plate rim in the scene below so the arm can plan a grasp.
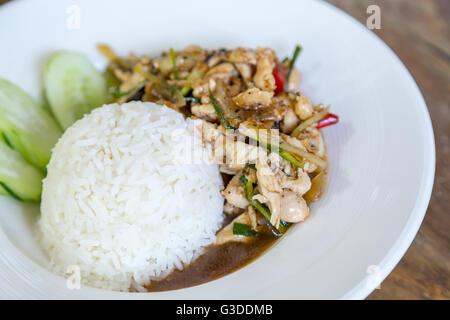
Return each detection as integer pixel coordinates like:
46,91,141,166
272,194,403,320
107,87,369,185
0,0,436,299
316,0,436,300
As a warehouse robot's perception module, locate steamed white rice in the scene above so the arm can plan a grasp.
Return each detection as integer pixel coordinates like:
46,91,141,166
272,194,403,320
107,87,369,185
38,101,224,291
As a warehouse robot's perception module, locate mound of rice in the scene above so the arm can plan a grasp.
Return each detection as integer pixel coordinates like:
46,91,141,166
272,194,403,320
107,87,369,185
38,101,224,291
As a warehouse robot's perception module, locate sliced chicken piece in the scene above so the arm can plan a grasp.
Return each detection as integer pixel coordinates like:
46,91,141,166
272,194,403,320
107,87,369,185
191,103,218,122
255,152,283,227
214,134,260,171
222,174,249,209
218,164,241,175
302,161,318,173
247,206,258,229
280,191,310,223
281,168,311,196
192,78,216,98
119,71,145,92
254,48,276,92
254,149,312,227
281,107,299,134
234,62,254,83
224,201,245,215
193,119,221,144
287,68,301,91
226,47,258,65
113,68,132,83
300,127,326,158
232,87,273,108
204,62,238,82
293,93,313,120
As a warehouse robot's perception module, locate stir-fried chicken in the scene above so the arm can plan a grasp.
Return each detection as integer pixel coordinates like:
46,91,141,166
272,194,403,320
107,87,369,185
280,191,310,223
191,103,217,121
232,88,273,108
222,173,249,209
254,48,276,92
101,44,338,245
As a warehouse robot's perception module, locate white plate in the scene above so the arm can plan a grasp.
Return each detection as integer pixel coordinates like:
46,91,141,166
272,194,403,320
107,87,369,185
0,0,435,299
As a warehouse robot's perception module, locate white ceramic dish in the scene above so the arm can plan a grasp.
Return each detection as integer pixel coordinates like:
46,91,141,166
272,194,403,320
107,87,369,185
0,0,435,299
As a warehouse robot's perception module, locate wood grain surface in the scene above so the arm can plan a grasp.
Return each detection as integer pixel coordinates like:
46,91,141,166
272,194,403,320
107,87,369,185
0,0,448,300
325,0,449,300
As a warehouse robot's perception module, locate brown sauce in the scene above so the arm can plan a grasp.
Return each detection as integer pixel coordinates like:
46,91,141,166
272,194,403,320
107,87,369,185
145,171,326,292
146,229,276,292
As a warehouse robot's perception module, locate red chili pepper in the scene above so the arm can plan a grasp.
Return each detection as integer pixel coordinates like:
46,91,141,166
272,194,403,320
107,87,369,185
316,113,339,129
273,65,285,95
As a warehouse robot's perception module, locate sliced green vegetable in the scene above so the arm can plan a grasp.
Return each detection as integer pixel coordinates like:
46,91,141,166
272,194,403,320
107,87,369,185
285,45,301,91
233,223,257,237
0,79,62,171
239,175,284,236
0,182,21,200
240,176,271,221
209,93,237,130
181,85,191,96
169,48,179,80
44,51,107,129
279,149,305,168
291,106,330,137
0,139,44,201
0,182,8,195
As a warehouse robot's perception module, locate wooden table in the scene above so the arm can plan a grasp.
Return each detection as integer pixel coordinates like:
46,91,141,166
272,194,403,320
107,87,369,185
1,0,448,300
326,0,449,300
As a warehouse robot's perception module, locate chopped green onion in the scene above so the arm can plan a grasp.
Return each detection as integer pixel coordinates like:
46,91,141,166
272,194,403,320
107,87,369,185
1,132,12,148
240,175,283,236
209,93,237,130
169,48,179,80
233,223,257,237
278,220,289,234
285,45,301,91
184,96,201,103
279,150,305,168
240,176,271,222
181,85,191,96
111,81,145,98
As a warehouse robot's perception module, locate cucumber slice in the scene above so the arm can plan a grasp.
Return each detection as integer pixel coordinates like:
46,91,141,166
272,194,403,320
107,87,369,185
0,138,44,201
0,79,62,171
0,134,14,197
0,183,7,195
44,51,107,129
